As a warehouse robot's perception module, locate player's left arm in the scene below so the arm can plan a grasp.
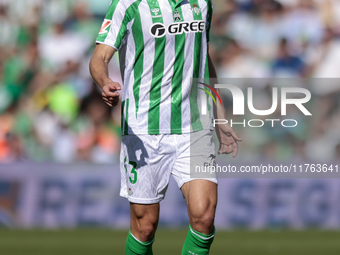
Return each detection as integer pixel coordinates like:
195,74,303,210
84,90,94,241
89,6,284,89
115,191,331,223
208,49,242,157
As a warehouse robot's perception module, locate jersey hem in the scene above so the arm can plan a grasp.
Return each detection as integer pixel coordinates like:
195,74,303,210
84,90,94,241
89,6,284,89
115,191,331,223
96,40,119,51
120,192,163,204
177,178,218,190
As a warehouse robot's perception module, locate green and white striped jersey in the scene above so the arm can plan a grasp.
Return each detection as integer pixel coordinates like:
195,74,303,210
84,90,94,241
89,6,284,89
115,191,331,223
96,0,214,135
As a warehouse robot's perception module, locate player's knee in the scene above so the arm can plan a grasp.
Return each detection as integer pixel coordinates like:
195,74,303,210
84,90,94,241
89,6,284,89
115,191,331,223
137,221,156,241
131,203,159,241
196,209,215,228
190,204,216,232
134,214,158,241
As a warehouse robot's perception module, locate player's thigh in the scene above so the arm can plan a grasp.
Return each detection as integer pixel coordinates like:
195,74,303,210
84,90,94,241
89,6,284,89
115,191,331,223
130,203,160,241
181,179,217,219
130,202,160,223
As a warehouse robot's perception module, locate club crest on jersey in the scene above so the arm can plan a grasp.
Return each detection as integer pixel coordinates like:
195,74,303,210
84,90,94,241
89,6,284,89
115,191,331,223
174,9,181,22
151,8,161,18
191,4,201,15
99,19,111,34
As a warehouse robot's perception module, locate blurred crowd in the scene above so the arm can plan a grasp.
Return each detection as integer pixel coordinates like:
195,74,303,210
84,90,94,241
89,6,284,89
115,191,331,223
210,0,340,163
0,0,340,163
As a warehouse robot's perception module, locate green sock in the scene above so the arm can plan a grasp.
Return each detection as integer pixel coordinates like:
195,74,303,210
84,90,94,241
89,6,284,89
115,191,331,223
125,231,154,255
181,225,215,255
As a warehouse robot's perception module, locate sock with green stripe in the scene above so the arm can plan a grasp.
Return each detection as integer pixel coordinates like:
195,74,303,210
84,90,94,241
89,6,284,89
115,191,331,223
125,231,154,255
181,225,215,255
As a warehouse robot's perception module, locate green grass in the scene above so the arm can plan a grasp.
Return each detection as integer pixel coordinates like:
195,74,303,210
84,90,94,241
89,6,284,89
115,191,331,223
0,229,340,255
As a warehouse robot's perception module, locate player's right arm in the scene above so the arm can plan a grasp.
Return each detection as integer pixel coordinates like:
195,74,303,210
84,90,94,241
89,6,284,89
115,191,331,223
89,44,121,107
89,0,130,108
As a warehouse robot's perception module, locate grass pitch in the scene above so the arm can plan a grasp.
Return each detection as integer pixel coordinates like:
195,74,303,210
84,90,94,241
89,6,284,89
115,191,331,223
0,229,340,255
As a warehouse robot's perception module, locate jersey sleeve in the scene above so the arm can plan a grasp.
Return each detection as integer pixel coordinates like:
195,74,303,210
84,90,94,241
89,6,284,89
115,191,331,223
96,0,130,51
206,0,213,44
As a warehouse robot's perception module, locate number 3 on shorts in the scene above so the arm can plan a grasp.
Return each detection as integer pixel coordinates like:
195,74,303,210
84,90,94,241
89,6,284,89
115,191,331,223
124,157,138,184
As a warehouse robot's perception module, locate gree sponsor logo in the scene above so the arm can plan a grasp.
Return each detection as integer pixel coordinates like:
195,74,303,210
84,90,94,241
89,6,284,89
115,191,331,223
150,21,205,38
150,23,166,37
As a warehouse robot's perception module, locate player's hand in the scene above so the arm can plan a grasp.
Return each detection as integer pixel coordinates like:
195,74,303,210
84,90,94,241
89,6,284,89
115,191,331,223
102,82,121,107
217,124,242,158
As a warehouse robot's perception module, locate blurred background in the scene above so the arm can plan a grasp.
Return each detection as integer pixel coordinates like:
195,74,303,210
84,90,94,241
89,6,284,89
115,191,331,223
1,0,340,254
0,0,340,163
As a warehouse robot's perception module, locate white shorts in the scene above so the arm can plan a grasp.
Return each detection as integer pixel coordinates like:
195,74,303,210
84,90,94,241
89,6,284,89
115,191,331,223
119,130,217,204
